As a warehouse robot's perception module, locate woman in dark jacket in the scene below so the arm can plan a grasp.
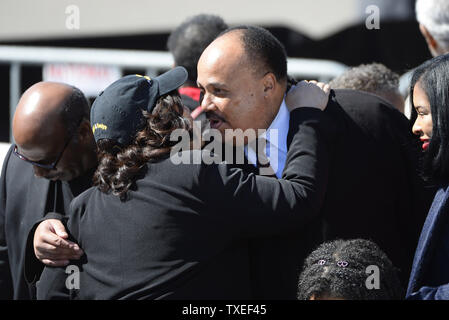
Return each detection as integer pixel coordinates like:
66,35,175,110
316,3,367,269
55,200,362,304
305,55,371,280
36,68,333,299
407,53,449,299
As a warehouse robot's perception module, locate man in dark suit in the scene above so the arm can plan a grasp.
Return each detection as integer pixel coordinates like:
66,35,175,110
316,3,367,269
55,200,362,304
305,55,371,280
0,82,97,299
197,25,429,297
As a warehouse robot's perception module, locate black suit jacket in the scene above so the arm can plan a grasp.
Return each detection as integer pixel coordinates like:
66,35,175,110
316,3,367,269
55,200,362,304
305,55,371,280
321,90,431,287
0,146,92,299
246,89,432,299
0,146,50,299
36,107,334,300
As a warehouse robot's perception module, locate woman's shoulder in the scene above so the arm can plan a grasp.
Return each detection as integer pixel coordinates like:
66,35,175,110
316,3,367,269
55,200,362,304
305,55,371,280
69,186,98,214
161,149,231,187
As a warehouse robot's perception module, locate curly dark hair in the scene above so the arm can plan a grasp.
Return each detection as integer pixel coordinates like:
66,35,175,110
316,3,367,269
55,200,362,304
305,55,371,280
93,91,191,201
297,239,403,300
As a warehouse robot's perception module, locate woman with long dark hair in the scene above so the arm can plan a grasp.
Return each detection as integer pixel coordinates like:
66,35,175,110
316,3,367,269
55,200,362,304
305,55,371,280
36,68,333,299
407,53,449,299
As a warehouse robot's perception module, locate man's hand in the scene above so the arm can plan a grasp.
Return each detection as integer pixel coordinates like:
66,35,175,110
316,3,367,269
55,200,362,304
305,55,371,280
286,80,331,111
33,219,84,267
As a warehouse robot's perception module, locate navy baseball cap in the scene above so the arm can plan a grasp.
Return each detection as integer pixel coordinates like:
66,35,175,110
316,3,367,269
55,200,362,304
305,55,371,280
91,66,188,145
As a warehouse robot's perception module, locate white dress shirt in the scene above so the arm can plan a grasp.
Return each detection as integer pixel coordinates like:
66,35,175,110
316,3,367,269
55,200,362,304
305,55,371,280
244,97,290,178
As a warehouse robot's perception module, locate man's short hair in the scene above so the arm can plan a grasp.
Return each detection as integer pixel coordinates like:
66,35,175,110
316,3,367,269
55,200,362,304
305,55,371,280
416,0,449,51
61,86,90,136
329,63,400,95
167,14,228,84
220,25,288,82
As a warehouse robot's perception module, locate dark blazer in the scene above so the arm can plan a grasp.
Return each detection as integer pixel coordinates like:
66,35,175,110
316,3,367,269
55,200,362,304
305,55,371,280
0,146,92,299
36,108,334,300
320,89,431,288
406,185,449,299
246,89,431,299
0,146,50,299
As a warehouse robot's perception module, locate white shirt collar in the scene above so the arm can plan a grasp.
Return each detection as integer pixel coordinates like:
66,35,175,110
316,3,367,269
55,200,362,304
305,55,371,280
266,97,289,152
245,97,290,177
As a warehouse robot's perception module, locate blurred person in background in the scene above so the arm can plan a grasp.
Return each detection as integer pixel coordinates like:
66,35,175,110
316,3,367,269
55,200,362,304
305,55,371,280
400,0,449,118
416,0,449,58
167,14,228,120
329,63,404,113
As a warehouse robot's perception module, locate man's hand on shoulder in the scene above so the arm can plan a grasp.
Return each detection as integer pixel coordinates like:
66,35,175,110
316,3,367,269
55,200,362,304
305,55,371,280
286,80,330,111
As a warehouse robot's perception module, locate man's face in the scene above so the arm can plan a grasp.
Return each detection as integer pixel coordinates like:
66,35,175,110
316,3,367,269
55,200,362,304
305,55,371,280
197,33,273,144
16,123,86,181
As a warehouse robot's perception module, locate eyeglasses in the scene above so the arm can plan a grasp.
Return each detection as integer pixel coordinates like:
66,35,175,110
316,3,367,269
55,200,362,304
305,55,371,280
13,133,74,170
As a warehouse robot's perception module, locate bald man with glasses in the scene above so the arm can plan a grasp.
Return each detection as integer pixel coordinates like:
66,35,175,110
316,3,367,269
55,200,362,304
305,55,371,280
13,117,83,172
0,82,97,299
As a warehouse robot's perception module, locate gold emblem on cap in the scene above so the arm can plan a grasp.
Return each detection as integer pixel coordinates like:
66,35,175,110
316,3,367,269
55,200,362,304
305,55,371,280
135,74,151,80
92,123,108,133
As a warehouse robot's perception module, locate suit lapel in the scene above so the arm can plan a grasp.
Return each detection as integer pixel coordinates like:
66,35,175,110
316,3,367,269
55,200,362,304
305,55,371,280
28,170,51,219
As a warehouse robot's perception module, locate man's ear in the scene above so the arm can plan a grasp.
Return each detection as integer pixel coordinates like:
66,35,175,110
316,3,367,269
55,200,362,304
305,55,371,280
262,72,276,97
419,24,440,55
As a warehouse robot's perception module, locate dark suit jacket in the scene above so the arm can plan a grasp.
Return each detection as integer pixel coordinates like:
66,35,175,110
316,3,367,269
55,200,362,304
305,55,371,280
406,185,449,299
0,146,92,299
246,89,431,299
320,89,431,288
0,146,50,299
36,108,334,300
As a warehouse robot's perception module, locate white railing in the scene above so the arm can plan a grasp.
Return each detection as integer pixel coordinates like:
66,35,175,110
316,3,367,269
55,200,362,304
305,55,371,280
0,45,348,143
